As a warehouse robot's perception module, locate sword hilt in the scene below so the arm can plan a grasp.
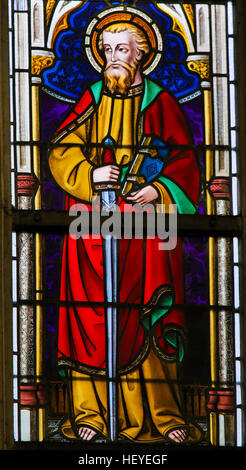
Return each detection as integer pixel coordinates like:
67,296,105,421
98,136,119,212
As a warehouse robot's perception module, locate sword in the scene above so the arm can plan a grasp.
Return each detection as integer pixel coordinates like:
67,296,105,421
99,137,118,441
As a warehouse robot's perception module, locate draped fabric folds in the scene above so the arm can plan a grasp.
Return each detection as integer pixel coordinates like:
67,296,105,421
49,79,202,441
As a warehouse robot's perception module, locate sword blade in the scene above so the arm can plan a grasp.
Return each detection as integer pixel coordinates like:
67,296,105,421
102,190,118,441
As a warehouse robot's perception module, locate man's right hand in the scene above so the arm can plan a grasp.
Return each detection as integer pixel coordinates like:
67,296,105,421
92,165,120,183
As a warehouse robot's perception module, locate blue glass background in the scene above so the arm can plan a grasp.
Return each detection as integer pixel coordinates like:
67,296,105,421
43,0,199,100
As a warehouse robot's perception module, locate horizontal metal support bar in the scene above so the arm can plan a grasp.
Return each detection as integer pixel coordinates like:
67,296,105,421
12,210,243,236
15,140,238,151
12,299,237,313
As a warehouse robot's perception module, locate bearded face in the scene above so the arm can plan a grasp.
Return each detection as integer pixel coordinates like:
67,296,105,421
104,60,138,95
102,30,143,95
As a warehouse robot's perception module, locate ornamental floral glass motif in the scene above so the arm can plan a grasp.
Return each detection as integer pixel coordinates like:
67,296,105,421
9,0,243,448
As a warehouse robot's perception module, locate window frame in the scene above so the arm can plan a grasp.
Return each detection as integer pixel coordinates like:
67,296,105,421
0,0,246,449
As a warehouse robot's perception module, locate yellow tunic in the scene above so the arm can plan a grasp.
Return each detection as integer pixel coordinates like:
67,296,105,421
49,86,201,442
62,349,201,442
49,86,174,207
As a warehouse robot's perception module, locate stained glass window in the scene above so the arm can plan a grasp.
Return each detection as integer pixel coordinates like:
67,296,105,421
6,0,245,456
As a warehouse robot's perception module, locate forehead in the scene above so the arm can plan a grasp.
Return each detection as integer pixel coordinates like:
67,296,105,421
102,30,135,47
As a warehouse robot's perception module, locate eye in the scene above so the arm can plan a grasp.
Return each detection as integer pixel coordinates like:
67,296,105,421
104,47,112,54
118,47,128,53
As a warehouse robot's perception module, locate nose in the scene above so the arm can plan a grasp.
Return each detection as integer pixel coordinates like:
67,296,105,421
111,48,118,62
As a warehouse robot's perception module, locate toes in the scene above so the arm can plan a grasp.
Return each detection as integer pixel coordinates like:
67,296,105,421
172,431,183,442
79,427,88,439
83,428,91,440
86,429,96,440
78,427,85,438
168,428,188,443
77,427,97,441
168,432,179,442
175,430,186,441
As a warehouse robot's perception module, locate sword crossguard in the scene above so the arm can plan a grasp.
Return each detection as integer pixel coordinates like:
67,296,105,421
94,183,121,191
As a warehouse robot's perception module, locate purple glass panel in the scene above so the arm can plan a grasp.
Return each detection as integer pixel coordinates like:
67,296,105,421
184,237,208,305
182,95,206,215
182,95,204,146
44,234,63,376
40,91,72,210
41,91,72,142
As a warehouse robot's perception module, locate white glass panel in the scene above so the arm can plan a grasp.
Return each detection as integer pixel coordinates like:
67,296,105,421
195,4,210,52
233,237,239,263
227,2,234,35
213,77,229,147
13,377,18,400
15,72,30,142
230,84,236,128
236,384,242,405
235,360,241,383
8,0,12,28
9,78,14,122
219,414,225,446
31,0,45,47
211,5,227,74
12,259,17,302
11,145,15,170
13,403,19,441
10,124,14,143
13,354,18,376
16,145,31,172
230,130,237,174
14,0,28,12
233,266,240,309
12,306,17,352
14,13,29,69
236,409,243,447
11,172,16,206
231,129,237,149
234,313,241,358
228,37,235,81
214,150,230,177
8,31,13,76
231,150,237,175
20,409,31,441
12,232,17,258
232,177,239,215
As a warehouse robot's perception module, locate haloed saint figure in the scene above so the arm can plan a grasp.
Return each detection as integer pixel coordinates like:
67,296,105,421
49,9,202,444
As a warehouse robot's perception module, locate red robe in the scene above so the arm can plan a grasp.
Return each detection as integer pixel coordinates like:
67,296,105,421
54,79,200,375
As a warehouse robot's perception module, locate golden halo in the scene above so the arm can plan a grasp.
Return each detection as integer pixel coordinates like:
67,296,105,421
84,6,163,75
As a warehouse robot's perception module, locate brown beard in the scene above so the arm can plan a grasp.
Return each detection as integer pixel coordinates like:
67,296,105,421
104,61,137,95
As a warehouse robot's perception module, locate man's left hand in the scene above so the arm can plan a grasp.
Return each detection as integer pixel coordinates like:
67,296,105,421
126,185,158,207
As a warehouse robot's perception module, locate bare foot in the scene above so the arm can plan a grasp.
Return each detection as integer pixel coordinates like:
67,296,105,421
77,426,97,440
167,428,188,443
